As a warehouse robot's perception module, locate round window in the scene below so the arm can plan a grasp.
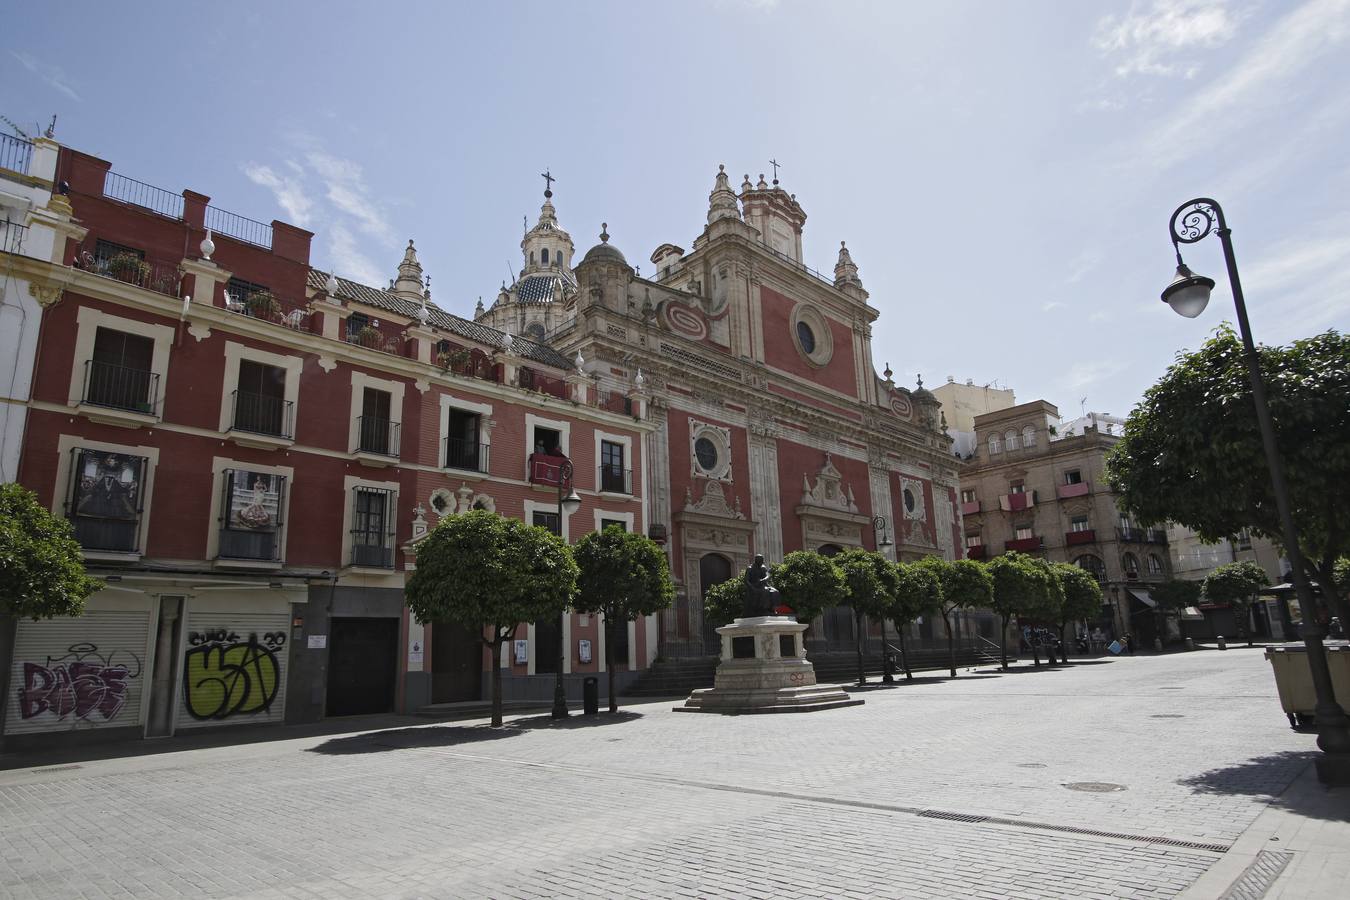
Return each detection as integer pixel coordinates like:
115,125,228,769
903,488,916,513
796,321,816,354
694,437,719,472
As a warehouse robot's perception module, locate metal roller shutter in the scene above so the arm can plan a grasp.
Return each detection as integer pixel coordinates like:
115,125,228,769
176,610,290,730
5,610,153,736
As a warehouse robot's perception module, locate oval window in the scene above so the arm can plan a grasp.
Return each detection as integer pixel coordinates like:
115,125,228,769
903,488,916,513
694,436,719,472
796,321,816,354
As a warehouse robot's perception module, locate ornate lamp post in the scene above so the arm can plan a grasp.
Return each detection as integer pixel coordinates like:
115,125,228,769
1164,198,1350,782
872,515,896,683
551,459,582,720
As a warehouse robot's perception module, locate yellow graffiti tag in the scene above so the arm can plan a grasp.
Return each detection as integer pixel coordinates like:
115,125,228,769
183,636,280,720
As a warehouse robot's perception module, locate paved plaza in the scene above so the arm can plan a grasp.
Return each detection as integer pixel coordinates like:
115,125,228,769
1,649,1346,898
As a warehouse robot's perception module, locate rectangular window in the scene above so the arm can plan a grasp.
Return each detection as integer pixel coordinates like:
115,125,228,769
446,409,482,470
1070,515,1090,532
68,449,146,552
219,470,286,561
1009,481,1026,495
1064,469,1082,485
234,360,289,436
533,510,561,537
226,276,270,306
92,239,144,268
960,488,976,504
358,387,395,455
533,426,562,456
1015,525,1034,540
600,518,627,532
351,487,394,568
85,327,156,412
1119,514,1132,530
600,440,628,493
964,533,983,548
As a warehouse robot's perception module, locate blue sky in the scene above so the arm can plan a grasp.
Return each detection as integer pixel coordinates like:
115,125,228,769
5,0,1348,419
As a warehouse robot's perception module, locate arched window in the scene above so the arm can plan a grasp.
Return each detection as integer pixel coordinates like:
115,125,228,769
541,248,549,265
1022,425,1036,449
988,434,1002,454
1005,429,1019,450
1147,553,1165,575
1075,554,1106,584
529,251,535,264
1122,553,1140,577
699,553,732,596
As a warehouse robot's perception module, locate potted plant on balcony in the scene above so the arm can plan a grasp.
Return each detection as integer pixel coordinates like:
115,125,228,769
244,290,281,321
437,348,471,371
106,252,150,285
353,324,382,347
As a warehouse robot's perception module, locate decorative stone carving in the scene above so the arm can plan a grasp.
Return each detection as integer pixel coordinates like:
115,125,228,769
800,453,860,514
28,281,62,308
410,503,429,541
684,481,744,520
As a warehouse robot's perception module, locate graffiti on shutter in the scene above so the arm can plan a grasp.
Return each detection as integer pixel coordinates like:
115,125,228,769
177,612,289,728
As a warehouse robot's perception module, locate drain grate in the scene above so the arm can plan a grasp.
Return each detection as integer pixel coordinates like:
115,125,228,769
981,815,1230,853
918,809,989,824
29,764,82,774
1065,781,1127,792
1017,763,1048,768
1151,714,1186,718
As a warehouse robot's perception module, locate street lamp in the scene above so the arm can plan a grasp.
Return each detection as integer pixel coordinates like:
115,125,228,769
1164,198,1350,782
872,515,895,684
551,459,582,720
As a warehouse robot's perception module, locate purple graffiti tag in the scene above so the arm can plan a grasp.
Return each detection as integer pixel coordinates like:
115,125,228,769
17,643,140,722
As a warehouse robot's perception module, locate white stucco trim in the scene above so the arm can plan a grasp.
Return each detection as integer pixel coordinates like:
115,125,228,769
204,456,296,562
68,305,175,413
53,433,162,559
348,371,406,453
218,340,304,433
592,508,635,533
437,391,494,468
594,429,633,496
525,412,571,474
340,474,400,570
523,498,572,542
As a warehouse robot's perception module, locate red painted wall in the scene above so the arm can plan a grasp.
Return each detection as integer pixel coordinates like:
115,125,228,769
759,285,857,398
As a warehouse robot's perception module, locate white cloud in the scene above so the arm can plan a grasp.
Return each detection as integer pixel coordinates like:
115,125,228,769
1065,360,1129,392
305,150,393,242
9,51,81,102
242,163,312,226
329,224,386,287
1042,301,1066,313
1064,249,1104,285
1240,227,1350,336
1093,0,1242,78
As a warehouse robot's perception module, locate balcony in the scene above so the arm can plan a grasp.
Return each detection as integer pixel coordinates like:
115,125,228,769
1118,526,1166,544
218,528,281,565
71,514,140,555
999,491,1036,512
350,540,394,569
1,221,27,254
960,499,981,516
228,390,294,449
599,464,632,495
445,437,489,474
1005,536,1042,553
1065,529,1097,546
79,360,159,427
965,544,987,560
1056,481,1090,499
224,288,313,332
0,133,32,175
75,247,183,299
529,452,568,486
355,416,400,467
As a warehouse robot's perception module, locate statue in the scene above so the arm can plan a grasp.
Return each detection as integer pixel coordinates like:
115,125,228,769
743,553,782,618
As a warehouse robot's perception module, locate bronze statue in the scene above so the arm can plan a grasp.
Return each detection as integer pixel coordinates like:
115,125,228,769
743,553,782,618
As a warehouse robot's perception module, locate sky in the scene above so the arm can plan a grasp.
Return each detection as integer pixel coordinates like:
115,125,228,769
4,0,1348,420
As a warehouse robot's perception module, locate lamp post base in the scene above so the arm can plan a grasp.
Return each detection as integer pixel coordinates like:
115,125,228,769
551,673,568,719
1314,752,1350,786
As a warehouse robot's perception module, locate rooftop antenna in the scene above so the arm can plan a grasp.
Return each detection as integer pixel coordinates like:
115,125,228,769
44,114,56,138
1079,397,1088,417
0,114,30,140
504,260,515,286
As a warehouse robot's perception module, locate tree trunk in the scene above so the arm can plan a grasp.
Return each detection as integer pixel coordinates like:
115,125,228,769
943,608,956,678
1059,619,1071,663
899,626,912,680
489,638,503,727
606,613,618,713
855,610,866,685
1000,614,1010,670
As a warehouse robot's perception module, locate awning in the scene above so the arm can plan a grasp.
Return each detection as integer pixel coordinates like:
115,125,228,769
1128,589,1157,608
1181,606,1205,621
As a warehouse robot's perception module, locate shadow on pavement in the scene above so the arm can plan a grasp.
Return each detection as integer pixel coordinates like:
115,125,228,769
309,710,644,755
1177,751,1350,821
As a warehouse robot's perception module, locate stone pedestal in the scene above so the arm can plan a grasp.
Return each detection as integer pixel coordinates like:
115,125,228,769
675,616,863,714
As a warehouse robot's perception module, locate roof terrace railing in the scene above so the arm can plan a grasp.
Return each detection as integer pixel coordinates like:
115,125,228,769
205,204,273,249
103,171,185,220
0,133,32,175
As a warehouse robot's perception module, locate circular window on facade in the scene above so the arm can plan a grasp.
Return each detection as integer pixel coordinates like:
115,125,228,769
903,488,916,513
694,437,719,472
791,303,833,366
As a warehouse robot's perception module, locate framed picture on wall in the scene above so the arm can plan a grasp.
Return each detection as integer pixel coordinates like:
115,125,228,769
514,639,528,664
578,639,592,664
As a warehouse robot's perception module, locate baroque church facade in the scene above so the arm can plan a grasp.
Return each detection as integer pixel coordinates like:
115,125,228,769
480,166,962,652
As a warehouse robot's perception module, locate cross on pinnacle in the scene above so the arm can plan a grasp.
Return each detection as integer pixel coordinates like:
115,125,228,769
541,169,555,197
769,158,782,184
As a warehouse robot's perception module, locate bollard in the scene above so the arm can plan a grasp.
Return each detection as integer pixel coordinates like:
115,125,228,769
1217,635,1227,651
1185,637,1195,651
583,676,599,715
1153,637,1163,653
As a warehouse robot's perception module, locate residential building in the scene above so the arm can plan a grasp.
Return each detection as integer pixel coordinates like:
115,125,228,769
1169,525,1292,641
930,376,1016,460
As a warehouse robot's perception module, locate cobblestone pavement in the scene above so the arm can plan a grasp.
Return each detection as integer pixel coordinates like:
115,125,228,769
0,649,1333,898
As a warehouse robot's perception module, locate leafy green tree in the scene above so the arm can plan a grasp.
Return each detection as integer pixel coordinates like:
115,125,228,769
1203,560,1270,647
702,575,746,628
405,510,577,726
1152,578,1203,612
573,525,675,712
771,551,847,626
1106,327,1350,629
917,556,993,677
987,552,1052,669
0,482,102,620
1053,563,1104,661
836,549,897,685
1025,558,1065,663
889,560,943,679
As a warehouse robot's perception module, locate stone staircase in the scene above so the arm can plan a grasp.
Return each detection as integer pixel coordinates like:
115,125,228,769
622,657,719,698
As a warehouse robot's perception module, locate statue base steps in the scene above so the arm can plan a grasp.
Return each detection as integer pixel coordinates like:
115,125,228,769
674,616,863,715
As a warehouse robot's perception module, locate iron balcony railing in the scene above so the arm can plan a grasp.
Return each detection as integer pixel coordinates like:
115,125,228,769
1118,526,1166,544
598,464,632,494
0,133,32,175
231,390,293,439
82,360,158,415
0,220,26,254
79,247,183,298
204,205,272,249
102,171,185,220
357,416,401,458
350,487,395,568
445,437,489,473
217,470,286,562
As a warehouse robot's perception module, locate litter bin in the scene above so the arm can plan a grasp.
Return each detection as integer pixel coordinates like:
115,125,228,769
1264,642,1350,727
583,676,599,715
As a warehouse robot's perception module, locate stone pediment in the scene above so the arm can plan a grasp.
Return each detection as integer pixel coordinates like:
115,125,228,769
800,453,860,514
682,481,743,519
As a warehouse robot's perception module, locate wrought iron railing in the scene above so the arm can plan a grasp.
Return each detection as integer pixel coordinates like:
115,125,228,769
350,487,396,568
230,390,293,439
223,288,311,330
102,171,184,220
82,360,158,415
761,244,835,288
204,205,272,249
0,133,32,174
445,437,489,472
0,220,26,254
357,416,401,457
598,464,632,494
78,248,183,298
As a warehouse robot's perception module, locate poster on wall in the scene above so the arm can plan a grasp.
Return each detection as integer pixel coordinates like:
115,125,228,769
226,470,283,531
73,450,143,521
514,639,528,664
578,639,592,664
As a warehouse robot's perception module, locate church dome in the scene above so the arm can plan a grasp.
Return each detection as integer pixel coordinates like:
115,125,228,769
582,223,628,266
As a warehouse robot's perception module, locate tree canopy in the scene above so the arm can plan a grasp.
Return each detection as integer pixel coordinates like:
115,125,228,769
986,552,1053,668
405,510,577,725
771,550,846,624
703,575,746,628
1151,578,1203,611
836,549,896,621
1203,560,1269,646
891,560,942,627
1053,562,1104,627
0,482,102,621
1106,326,1350,624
